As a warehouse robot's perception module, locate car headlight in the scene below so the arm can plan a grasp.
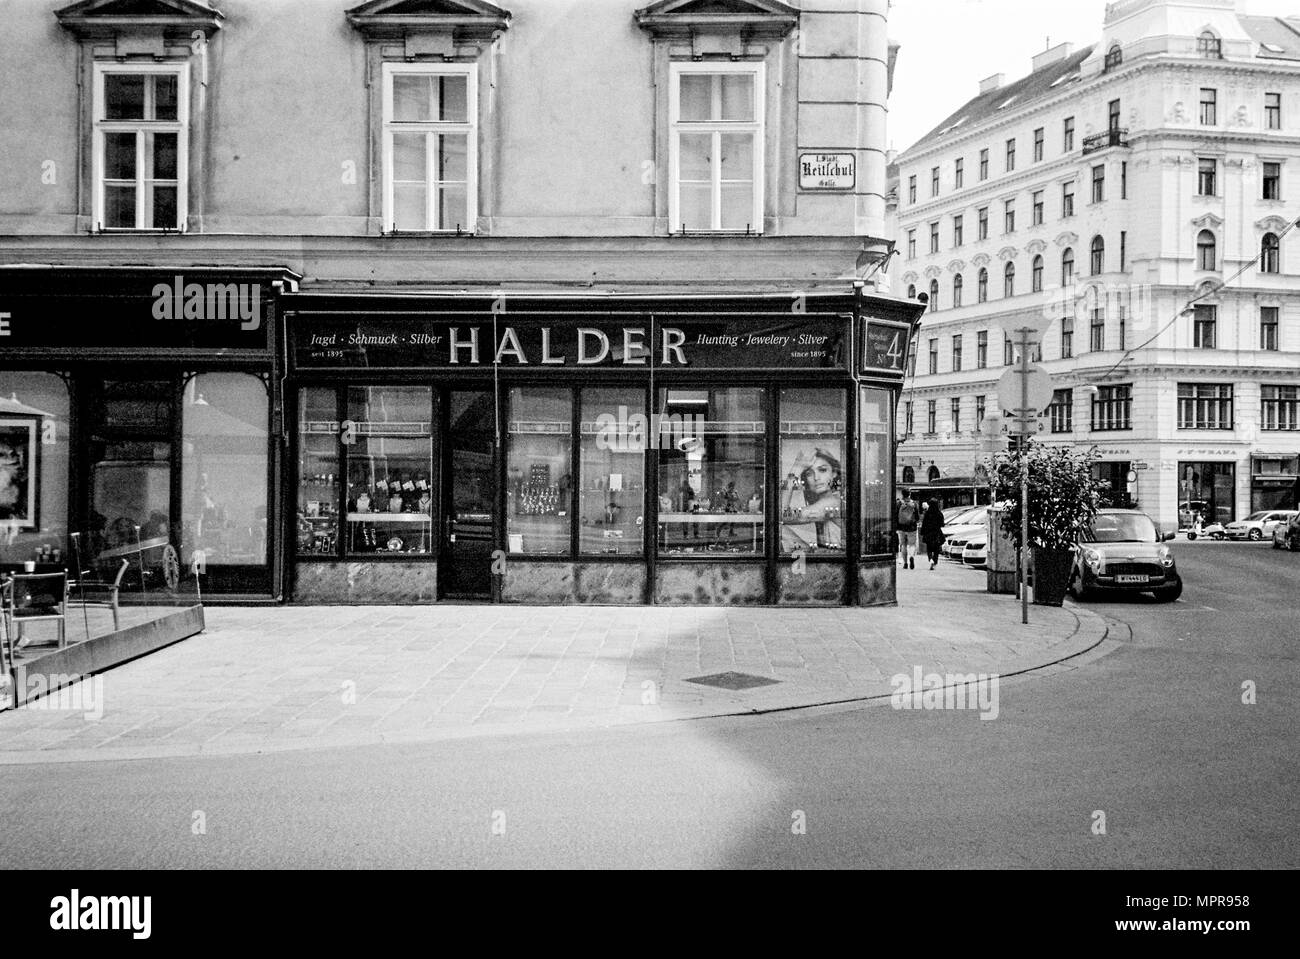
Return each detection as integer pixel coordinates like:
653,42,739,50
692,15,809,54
1081,547,1102,572
1157,545,1175,568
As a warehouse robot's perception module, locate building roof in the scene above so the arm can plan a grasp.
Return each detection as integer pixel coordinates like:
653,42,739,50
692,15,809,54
1239,15,1300,61
903,45,1094,156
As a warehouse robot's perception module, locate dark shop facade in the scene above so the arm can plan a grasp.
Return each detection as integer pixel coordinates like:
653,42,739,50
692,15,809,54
1,269,921,607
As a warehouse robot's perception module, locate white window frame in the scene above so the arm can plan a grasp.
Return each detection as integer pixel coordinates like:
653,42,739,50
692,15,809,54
381,62,478,234
669,61,765,234
92,61,189,232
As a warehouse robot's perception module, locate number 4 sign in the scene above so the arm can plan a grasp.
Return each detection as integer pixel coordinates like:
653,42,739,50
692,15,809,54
862,317,913,375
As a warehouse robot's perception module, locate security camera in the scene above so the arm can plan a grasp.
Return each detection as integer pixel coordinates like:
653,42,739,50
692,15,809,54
916,291,929,304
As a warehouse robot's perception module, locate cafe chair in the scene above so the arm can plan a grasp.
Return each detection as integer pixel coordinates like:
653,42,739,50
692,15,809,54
1,571,68,651
71,558,129,632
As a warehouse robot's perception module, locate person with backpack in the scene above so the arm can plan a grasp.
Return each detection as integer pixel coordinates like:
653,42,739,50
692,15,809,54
920,497,945,569
897,490,919,569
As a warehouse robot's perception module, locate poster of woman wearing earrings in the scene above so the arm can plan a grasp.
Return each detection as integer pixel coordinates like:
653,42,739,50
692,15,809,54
779,441,844,552
0,418,38,530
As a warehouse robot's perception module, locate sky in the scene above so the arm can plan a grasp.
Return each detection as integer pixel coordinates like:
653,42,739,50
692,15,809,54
887,0,1300,154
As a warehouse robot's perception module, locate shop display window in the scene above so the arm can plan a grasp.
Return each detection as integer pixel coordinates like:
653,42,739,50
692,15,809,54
87,380,173,558
656,388,764,556
580,388,645,555
0,372,70,565
296,387,340,556
345,386,434,556
860,388,894,555
779,389,846,555
506,387,572,554
181,373,269,568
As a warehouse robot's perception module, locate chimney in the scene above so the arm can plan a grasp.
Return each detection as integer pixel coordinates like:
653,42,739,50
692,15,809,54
979,73,1005,94
1031,41,1075,72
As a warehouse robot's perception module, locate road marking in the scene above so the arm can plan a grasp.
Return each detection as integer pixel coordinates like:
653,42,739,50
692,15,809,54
1200,606,1218,612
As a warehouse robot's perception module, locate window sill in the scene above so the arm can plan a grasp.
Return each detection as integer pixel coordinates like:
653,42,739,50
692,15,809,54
382,230,478,237
92,227,186,235
672,229,765,238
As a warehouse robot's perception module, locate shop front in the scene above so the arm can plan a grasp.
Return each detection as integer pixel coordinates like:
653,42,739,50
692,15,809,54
1177,459,1236,526
284,291,920,606
1250,455,1299,512
0,266,295,601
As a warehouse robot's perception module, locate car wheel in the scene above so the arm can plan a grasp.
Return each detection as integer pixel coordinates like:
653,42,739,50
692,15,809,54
1248,528,1262,542
1068,570,1090,600
1186,532,1197,541
1291,536,1300,553
1153,578,1183,603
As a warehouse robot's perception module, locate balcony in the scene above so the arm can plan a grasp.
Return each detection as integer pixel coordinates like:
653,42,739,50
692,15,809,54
1082,128,1129,155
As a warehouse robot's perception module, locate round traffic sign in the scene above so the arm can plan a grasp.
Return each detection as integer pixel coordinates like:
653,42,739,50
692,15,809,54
996,364,1054,418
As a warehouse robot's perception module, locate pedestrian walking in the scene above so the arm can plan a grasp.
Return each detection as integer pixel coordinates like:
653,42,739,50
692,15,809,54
920,497,945,569
896,490,919,569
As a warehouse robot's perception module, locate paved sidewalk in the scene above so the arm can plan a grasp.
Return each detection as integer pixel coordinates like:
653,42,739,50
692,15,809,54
0,559,1106,763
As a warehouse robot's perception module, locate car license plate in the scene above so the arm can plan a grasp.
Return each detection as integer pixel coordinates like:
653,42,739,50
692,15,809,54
1117,574,1148,584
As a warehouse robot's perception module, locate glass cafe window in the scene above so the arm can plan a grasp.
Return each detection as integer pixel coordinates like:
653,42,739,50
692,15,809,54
296,388,339,556
345,386,434,556
657,388,764,556
506,387,572,555
779,389,846,555
0,373,70,565
580,388,645,556
181,373,269,569
86,380,173,558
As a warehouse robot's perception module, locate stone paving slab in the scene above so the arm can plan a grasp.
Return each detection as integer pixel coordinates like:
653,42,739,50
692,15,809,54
0,560,1106,763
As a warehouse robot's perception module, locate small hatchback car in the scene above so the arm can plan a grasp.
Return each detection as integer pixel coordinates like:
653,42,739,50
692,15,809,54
1069,509,1182,602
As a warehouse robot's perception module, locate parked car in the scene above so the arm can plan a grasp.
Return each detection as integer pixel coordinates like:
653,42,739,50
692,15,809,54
1225,510,1297,542
1273,512,1300,551
941,506,988,559
1069,509,1182,602
961,530,988,568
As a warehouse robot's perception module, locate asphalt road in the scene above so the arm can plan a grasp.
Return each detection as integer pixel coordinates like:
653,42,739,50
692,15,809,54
1,538,1295,869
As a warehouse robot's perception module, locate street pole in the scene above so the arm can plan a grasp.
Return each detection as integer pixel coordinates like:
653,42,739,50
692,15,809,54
1019,327,1031,625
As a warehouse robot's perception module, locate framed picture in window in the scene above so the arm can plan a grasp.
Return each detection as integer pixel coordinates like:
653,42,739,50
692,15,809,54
0,417,39,530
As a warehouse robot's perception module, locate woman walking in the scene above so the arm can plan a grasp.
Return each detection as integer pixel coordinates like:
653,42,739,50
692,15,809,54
920,497,945,569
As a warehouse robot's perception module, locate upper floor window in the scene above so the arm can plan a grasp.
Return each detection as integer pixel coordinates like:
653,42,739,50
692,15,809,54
1263,162,1281,200
1004,199,1015,233
1049,389,1073,433
977,268,989,303
1198,158,1217,196
1092,384,1132,431
1108,98,1121,133
1005,138,1016,172
1261,386,1299,431
1031,254,1044,292
1032,190,1044,225
1003,261,1016,297
1062,248,1075,285
928,337,939,373
1090,309,1105,351
908,175,917,204
930,221,940,253
1197,230,1217,271
907,230,916,259
1104,45,1122,72
953,214,964,247
931,166,941,197
1193,304,1217,348
906,283,916,299
1090,235,1105,275
953,273,964,308
1198,31,1222,59
976,330,988,368
1261,233,1281,273
1063,117,1075,152
1199,88,1217,126
977,206,989,240
979,148,989,181
1061,316,1074,358
952,334,963,371
1062,180,1075,217
1033,127,1044,162
93,63,188,231
955,157,964,189
384,63,476,233
670,63,763,233
1265,93,1282,130
929,280,940,313
1091,164,1105,203
1178,383,1233,430
1260,307,1280,350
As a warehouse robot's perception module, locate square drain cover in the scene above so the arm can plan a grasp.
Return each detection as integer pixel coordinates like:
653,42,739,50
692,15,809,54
685,671,780,691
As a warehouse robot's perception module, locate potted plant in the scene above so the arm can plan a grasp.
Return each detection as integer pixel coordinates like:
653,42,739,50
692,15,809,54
987,441,1106,606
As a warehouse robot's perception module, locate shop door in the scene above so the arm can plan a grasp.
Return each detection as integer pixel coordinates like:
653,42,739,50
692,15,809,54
80,378,176,563
440,390,496,600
